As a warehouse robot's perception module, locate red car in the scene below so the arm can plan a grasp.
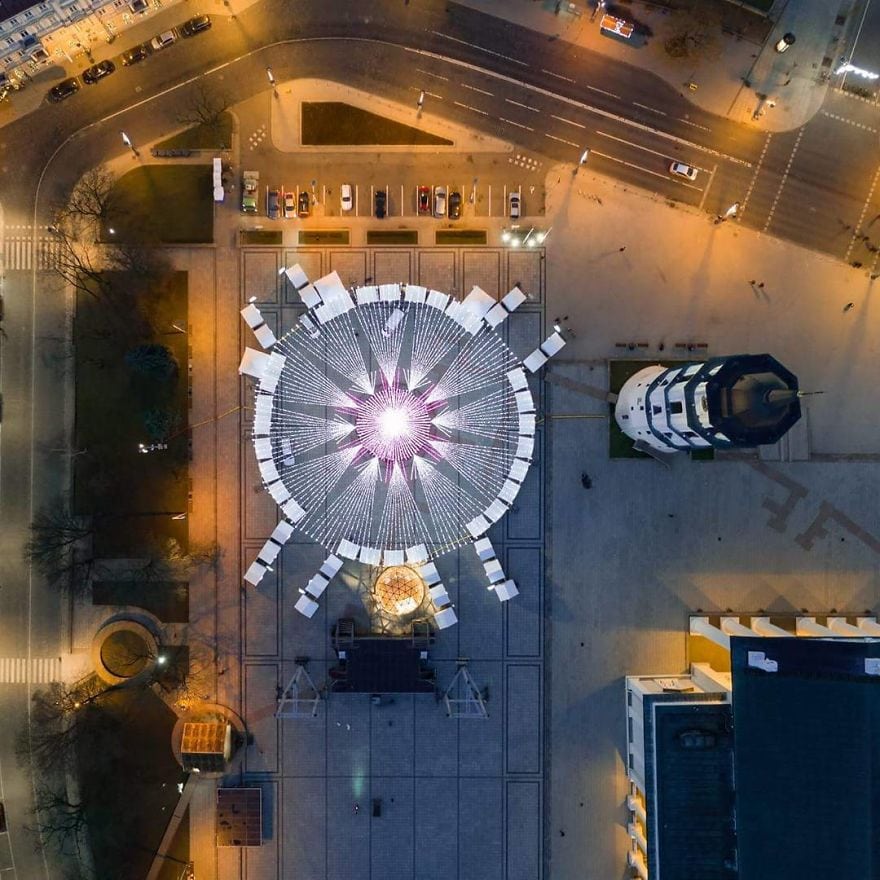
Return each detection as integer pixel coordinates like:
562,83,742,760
418,185,431,215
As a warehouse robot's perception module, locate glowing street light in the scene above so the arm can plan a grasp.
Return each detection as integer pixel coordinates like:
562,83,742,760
266,67,275,86
579,148,590,165
120,130,139,158
417,90,425,111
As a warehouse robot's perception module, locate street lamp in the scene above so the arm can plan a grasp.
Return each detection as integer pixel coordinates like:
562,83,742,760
120,130,139,158
417,90,425,111
578,148,590,165
266,67,275,86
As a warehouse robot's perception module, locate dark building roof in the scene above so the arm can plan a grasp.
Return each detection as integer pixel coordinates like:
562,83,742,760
0,0,40,26
653,702,737,880
731,636,880,880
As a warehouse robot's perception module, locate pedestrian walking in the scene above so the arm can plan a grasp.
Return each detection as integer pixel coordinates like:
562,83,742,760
354,803,360,815
619,246,627,252
581,473,592,489
758,282,765,289
843,302,855,312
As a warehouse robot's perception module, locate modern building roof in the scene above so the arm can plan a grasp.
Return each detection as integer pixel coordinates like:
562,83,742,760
653,702,736,880
731,636,880,880
181,721,231,772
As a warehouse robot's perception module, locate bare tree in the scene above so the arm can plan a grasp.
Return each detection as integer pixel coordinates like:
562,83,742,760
176,81,230,146
62,165,121,227
31,785,91,860
663,3,722,61
25,504,98,598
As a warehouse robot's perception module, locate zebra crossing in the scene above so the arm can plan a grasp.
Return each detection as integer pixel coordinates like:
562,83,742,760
0,223,63,271
0,656,62,684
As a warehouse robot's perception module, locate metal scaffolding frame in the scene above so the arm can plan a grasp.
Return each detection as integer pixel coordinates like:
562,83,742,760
276,658,322,718
442,661,489,719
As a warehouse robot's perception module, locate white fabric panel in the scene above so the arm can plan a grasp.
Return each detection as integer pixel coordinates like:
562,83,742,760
506,368,529,392
519,413,537,436
284,264,310,290
483,558,505,584
515,435,535,460
259,458,280,485
515,389,535,414
466,515,490,538
258,539,281,565
240,303,263,329
319,554,344,579
383,549,405,567
259,373,279,395
433,607,458,629
463,313,483,335
356,285,380,305
379,283,401,302
523,349,548,373
383,308,405,336
473,536,495,561
254,323,277,349
494,579,519,601
484,499,507,523
405,544,428,564
253,411,271,437
404,285,427,304
299,284,322,309
484,303,508,328
426,290,450,311
282,498,306,523
305,573,329,599
299,314,321,337
508,458,530,483
271,520,295,544
313,271,348,304
499,480,520,504
462,285,495,319
359,546,382,566
239,347,271,380
541,332,566,357
294,594,319,618
337,539,359,560
429,585,450,607
253,437,272,460
269,481,291,504
501,285,527,313
419,562,441,586
243,560,267,587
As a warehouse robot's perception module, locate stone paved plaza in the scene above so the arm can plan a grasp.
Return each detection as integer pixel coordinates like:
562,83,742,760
236,247,546,880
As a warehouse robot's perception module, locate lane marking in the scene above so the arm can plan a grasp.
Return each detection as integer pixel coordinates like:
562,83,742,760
741,132,772,216
763,128,804,232
416,68,449,81
820,109,878,134
677,117,712,132
454,101,489,116
587,84,620,99
845,162,880,261
411,86,443,99
632,101,666,116
595,129,678,162
505,98,540,113
699,163,718,211
545,133,580,147
499,117,535,131
461,82,493,96
430,30,529,66
551,114,586,129
541,68,575,83
592,150,703,191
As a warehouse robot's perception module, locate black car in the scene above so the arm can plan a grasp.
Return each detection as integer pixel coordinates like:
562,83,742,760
121,43,149,66
82,60,116,84
181,14,212,37
375,189,387,219
448,191,462,220
298,191,311,217
47,77,80,102
267,189,280,220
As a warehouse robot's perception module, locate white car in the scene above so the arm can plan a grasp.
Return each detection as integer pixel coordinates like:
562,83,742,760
509,191,521,219
434,186,447,218
340,184,353,212
150,29,178,50
669,161,698,181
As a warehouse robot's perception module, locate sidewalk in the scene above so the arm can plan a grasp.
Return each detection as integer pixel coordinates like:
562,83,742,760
453,0,850,130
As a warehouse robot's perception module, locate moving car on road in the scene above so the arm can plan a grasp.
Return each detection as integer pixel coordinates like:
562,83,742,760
669,161,698,181
121,44,149,66
341,184,353,212
433,186,446,218
375,189,387,219
283,191,296,219
181,15,211,36
82,60,115,84
47,77,80,102
267,189,280,220
448,191,462,220
150,30,178,50
298,191,311,217
418,185,431,215
508,191,521,219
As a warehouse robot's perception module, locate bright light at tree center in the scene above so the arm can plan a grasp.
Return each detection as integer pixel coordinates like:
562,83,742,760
379,407,410,441
355,384,433,462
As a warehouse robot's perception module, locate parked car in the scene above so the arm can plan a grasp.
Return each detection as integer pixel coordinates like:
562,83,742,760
283,191,296,219
375,189,387,219
448,191,462,220
150,30,178,50
181,14,211,37
418,185,431,215
508,191,521,219
82,60,115,84
298,191,311,217
340,184,353,212
433,186,447,218
267,189,280,220
121,43,149,66
669,161,698,181
47,77,80,102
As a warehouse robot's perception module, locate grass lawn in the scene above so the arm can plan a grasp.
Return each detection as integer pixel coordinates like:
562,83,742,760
108,165,214,244
93,580,189,622
302,102,453,146
155,111,233,150
74,272,190,555
77,687,185,880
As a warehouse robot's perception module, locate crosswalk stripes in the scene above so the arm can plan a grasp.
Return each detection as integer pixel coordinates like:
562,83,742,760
0,226,60,271
0,657,62,684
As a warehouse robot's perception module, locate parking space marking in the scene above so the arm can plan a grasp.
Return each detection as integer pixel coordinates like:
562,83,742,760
505,98,540,113
430,31,529,67
454,101,489,116
462,82,493,96
541,68,575,83
587,84,620,99
546,133,580,148
499,117,535,132
551,114,586,129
